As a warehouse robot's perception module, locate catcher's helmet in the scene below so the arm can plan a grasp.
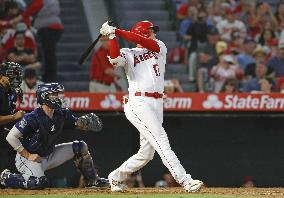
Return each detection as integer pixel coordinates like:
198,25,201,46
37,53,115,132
131,20,159,38
0,62,22,89
36,83,65,109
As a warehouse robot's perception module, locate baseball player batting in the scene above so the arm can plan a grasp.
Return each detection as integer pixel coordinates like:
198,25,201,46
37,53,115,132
0,83,109,189
100,20,203,192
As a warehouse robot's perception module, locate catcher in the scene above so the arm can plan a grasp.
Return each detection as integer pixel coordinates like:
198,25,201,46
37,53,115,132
0,82,109,189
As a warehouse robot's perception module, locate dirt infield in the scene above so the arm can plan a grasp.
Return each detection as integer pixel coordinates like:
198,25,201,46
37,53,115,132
1,187,284,197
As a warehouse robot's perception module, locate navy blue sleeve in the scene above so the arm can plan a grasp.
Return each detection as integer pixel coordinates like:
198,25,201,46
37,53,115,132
15,114,34,135
63,109,78,129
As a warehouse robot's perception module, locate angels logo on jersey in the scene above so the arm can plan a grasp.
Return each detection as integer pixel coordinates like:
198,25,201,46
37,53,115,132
134,51,158,66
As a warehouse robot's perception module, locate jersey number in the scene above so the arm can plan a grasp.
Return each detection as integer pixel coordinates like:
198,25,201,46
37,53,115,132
153,64,160,76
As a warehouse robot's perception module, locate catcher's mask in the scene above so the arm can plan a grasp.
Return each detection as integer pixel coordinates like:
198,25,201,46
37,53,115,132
36,83,65,109
0,62,23,89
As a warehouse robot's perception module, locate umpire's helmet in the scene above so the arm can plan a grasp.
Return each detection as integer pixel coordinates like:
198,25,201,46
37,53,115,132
131,21,159,38
0,62,23,89
36,83,65,109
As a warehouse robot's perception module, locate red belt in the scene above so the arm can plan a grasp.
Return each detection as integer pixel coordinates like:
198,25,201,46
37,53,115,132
135,92,163,99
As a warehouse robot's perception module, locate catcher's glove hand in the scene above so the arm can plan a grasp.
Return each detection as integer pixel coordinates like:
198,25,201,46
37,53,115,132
76,113,103,132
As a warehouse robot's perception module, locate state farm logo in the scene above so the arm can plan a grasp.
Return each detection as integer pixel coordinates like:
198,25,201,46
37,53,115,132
203,95,223,109
18,94,90,109
100,94,121,109
163,97,192,109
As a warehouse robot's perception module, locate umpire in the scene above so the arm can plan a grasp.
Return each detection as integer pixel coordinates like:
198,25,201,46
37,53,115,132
0,62,25,174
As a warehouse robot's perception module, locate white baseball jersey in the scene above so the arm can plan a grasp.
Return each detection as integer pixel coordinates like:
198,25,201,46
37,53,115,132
120,39,167,95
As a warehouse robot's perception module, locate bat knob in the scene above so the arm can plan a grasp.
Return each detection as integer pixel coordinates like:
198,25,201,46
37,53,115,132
108,20,115,26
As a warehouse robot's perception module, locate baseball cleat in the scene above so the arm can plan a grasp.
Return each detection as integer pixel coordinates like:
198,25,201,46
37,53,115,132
184,179,203,192
108,173,127,192
0,169,11,186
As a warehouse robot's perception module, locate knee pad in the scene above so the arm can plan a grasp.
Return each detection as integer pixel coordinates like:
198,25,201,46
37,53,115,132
72,140,89,157
27,176,48,189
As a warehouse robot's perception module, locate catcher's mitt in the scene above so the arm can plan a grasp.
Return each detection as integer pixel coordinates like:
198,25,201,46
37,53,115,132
76,113,103,132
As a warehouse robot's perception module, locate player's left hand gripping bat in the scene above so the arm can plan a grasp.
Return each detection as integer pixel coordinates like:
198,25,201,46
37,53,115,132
78,21,114,65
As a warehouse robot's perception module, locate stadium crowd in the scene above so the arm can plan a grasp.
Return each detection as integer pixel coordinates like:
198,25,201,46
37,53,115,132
0,0,62,93
169,0,284,93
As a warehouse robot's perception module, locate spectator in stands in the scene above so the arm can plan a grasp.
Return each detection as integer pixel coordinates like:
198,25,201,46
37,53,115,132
267,42,284,78
269,38,279,58
248,2,278,38
257,77,275,93
207,0,224,25
258,28,276,48
4,1,21,21
2,22,37,54
196,27,219,93
7,31,41,70
240,1,256,28
220,78,239,93
20,67,42,93
274,2,284,32
216,8,246,42
178,6,198,39
176,0,199,20
242,60,268,92
184,9,213,52
164,79,183,94
236,37,256,71
125,171,145,188
184,9,213,81
211,54,242,93
9,0,63,82
228,30,244,56
242,176,256,188
89,36,121,92
244,46,275,80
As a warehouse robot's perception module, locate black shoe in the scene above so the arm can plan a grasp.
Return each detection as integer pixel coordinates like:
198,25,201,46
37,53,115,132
87,177,110,188
0,169,11,188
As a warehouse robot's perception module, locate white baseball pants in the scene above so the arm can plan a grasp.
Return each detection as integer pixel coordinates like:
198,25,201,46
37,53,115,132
110,96,192,185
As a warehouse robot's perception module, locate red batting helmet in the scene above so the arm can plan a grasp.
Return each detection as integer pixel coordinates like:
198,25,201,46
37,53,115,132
131,21,159,38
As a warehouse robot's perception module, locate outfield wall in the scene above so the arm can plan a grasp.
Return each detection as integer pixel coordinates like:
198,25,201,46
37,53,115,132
43,112,284,188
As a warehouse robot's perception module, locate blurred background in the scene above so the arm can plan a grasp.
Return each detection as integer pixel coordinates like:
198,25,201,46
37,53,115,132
1,0,284,188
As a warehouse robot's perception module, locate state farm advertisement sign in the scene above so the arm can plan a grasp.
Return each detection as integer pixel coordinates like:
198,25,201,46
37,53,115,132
17,92,284,111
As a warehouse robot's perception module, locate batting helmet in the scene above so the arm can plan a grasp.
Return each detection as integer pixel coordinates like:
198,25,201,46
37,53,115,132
0,62,23,89
36,83,65,109
131,21,159,38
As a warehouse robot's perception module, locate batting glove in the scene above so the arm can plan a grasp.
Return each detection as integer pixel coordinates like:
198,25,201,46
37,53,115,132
100,21,116,39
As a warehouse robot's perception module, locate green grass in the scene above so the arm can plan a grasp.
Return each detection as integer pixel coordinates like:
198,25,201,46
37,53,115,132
0,195,271,198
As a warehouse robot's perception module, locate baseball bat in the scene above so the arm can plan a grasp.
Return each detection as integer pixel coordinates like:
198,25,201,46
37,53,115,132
78,34,102,65
78,21,114,65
